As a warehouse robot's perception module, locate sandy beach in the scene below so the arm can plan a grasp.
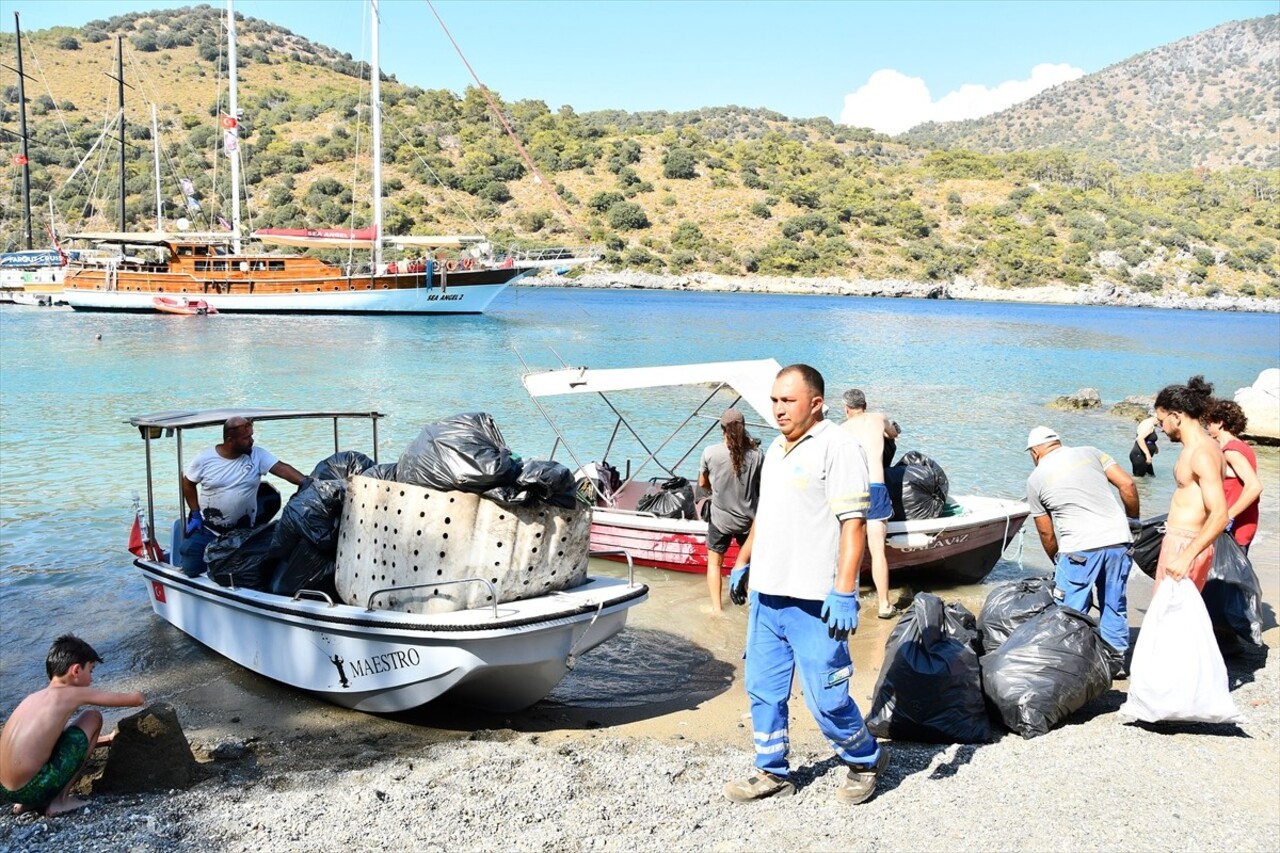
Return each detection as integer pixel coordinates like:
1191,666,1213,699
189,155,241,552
2,539,1277,852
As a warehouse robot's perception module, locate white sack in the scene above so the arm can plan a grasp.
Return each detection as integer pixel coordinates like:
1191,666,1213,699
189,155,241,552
1120,578,1243,724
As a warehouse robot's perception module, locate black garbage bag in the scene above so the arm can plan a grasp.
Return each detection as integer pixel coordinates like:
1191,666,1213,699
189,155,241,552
270,479,347,560
268,540,337,598
1129,514,1168,578
396,412,519,492
884,451,949,521
945,600,984,656
310,450,375,482
486,459,578,509
361,462,399,481
867,595,992,744
980,606,1112,739
636,476,696,519
977,577,1055,654
1202,531,1264,646
206,523,278,590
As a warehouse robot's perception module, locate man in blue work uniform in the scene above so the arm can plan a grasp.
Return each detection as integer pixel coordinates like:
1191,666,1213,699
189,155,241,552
724,364,887,804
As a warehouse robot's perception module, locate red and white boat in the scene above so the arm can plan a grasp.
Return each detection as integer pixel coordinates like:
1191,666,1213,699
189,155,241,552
522,360,1030,584
153,296,218,316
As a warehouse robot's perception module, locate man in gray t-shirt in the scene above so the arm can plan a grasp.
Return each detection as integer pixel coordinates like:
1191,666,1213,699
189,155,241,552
1025,426,1140,666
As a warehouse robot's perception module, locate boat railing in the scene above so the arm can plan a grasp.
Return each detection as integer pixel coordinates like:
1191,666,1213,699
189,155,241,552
589,548,637,588
365,577,499,619
504,245,603,263
292,589,337,607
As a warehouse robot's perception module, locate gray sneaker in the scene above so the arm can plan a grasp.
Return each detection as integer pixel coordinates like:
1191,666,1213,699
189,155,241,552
723,771,796,803
835,747,889,804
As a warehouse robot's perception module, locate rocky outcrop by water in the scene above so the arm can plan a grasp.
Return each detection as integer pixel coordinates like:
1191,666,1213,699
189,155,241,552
1049,388,1103,411
528,271,1280,313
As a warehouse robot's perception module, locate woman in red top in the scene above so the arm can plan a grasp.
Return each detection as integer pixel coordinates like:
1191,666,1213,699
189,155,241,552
1204,399,1262,552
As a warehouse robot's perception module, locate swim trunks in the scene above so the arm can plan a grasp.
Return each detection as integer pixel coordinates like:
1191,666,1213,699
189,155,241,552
0,727,89,809
1154,525,1214,593
867,483,892,522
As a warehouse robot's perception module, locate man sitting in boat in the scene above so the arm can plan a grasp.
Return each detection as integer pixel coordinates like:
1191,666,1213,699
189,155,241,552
179,416,308,577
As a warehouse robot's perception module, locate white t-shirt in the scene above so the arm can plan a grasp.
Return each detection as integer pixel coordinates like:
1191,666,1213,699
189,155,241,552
185,445,279,530
750,419,870,601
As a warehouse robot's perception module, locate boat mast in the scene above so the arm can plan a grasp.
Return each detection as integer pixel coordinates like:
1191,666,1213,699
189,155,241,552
151,104,162,232
226,0,242,253
13,13,32,249
370,0,383,267
116,36,125,231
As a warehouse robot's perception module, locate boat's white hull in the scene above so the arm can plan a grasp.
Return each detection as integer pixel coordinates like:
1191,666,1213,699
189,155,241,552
65,281,516,315
137,561,647,712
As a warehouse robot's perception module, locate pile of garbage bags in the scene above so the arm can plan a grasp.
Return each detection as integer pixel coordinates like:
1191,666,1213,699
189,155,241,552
868,594,992,744
869,576,1114,744
201,414,578,597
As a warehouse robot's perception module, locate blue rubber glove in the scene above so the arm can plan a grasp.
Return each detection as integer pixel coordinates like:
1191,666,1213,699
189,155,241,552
821,590,859,640
184,509,203,536
728,563,750,606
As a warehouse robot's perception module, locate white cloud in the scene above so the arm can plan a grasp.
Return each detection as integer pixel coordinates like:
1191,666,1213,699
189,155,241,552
839,63,1085,135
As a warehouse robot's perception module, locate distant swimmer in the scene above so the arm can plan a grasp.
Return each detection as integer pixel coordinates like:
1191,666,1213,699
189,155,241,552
1129,414,1158,476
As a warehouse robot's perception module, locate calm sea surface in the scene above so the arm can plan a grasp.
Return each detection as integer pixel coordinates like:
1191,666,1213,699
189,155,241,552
2,287,1277,714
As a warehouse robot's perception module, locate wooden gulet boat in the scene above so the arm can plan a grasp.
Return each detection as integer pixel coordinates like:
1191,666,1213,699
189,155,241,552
522,360,1032,584
126,408,648,713
62,0,595,315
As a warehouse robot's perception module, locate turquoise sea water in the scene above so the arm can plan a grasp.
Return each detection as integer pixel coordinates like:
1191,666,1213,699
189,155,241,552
1,288,1277,712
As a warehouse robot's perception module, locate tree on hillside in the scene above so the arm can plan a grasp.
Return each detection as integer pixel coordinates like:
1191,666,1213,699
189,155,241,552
663,148,697,179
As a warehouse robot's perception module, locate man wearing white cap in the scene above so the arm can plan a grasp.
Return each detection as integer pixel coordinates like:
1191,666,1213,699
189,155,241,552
1025,426,1140,673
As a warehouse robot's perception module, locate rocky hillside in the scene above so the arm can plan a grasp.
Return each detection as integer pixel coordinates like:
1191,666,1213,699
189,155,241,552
1,6,1277,299
904,16,1280,174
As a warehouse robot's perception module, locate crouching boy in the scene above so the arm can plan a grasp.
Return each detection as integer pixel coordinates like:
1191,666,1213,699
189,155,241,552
0,634,145,816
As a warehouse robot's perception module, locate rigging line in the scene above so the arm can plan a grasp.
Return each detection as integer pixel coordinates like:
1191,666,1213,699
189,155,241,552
383,116,488,239
22,37,83,163
423,0,586,240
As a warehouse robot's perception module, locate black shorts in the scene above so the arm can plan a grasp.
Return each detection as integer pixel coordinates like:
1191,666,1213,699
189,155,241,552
707,519,750,554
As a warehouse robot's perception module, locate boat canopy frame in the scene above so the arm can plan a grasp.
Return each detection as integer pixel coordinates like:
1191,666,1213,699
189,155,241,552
127,408,384,557
520,360,781,506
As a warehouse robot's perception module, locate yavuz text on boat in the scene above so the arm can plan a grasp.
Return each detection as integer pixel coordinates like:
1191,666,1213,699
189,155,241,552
522,360,1030,583
126,407,647,713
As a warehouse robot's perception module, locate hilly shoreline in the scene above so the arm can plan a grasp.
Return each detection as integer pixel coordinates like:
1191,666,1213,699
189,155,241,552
531,270,1280,313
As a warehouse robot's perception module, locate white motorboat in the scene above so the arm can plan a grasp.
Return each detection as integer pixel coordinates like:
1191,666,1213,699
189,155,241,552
126,408,647,713
522,360,1030,583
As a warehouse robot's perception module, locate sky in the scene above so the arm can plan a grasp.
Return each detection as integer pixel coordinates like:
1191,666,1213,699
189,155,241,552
7,0,1276,134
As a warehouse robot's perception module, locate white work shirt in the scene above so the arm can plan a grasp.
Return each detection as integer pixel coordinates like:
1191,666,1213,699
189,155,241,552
185,445,278,530
750,419,870,601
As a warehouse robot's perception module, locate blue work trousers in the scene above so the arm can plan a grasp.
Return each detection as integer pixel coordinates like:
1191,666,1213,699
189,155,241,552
745,592,879,778
1054,544,1132,652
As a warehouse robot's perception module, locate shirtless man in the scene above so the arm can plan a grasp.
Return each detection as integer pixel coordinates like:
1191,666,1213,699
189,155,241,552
841,389,902,619
0,634,144,816
1152,376,1229,592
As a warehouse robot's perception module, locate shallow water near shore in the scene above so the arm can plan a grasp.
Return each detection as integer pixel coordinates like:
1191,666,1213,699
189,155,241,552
1,287,1277,719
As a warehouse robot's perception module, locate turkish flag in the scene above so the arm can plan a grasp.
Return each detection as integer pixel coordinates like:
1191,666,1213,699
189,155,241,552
221,115,238,130
128,516,145,557
11,155,27,166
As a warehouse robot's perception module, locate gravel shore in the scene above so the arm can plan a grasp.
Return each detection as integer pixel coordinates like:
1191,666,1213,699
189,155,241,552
3,625,1277,851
